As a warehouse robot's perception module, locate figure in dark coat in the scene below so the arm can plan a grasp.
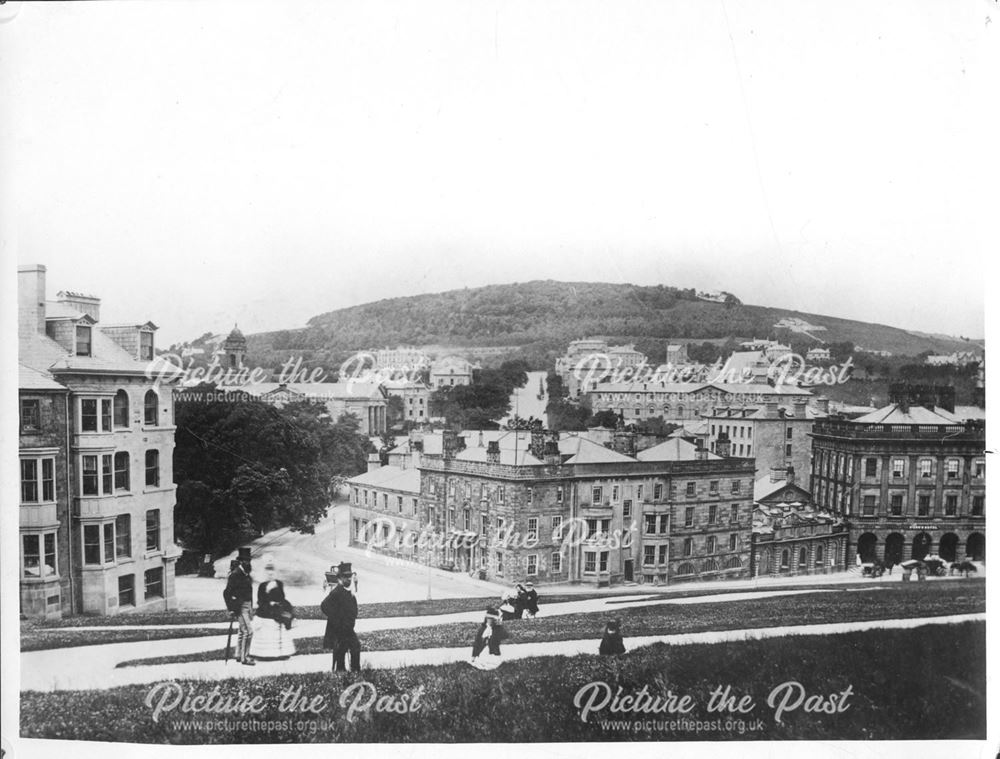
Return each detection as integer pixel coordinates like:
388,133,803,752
470,608,508,669
523,582,539,619
223,556,255,665
599,619,626,656
321,561,360,672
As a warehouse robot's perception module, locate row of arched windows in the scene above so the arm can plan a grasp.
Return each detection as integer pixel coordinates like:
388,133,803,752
110,389,161,427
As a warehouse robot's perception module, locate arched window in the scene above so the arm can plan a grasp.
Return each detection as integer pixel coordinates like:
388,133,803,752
144,390,158,426
799,547,807,567
113,389,130,428
780,549,790,569
676,562,696,576
725,556,742,569
815,545,824,565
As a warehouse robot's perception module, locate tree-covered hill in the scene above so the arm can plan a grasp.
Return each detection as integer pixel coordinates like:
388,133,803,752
171,281,981,374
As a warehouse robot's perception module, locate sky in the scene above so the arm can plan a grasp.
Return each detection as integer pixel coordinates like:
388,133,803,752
1,0,995,345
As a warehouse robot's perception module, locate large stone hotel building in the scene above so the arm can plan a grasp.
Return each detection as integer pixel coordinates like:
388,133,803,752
351,428,756,586
809,389,986,567
18,265,181,618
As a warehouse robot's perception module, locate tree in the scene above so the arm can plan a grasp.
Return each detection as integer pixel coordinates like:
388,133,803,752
385,394,406,428
588,409,620,428
173,385,371,556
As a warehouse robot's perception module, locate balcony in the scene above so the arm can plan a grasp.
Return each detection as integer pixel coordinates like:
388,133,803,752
20,502,59,528
75,495,126,520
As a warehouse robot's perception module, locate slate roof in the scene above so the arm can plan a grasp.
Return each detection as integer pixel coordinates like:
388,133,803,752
637,438,720,462
562,438,637,464
346,465,421,494
19,362,66,391
852,404,960,425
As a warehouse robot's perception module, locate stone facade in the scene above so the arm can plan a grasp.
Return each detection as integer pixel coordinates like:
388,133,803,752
809,410,986,567
18,264,181,618
417,443,756,587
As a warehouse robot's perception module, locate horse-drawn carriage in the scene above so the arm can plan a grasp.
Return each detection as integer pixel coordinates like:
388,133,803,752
861,561,886,578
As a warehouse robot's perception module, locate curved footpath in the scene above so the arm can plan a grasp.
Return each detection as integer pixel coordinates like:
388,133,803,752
22,586,984,693
22,612,984,693
22,589,829,692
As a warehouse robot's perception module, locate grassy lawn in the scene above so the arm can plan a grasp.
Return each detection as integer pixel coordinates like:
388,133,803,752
24,576,931,630
22,621,986,742
21,627,224,652
115,582,984,667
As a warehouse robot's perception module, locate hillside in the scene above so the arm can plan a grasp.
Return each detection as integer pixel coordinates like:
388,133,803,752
235,281,979,367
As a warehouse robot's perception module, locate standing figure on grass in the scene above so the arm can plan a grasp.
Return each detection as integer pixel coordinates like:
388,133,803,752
322,562,361,672
599,619,626,656
522,581,539,619
469,607,508,670
250,556,296,660
223,548,255,666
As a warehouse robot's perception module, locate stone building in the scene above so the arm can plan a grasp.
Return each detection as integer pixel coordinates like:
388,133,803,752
705,396,830,480
416,428,755,586
586,381,814,426
751,468,848,578
18,264,181,618
347,455,423,562
429,355,475,388
241,381,388,435
809,389,986,567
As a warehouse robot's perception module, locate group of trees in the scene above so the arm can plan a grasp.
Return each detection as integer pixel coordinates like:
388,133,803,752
429,360,530,428
173,384,372,557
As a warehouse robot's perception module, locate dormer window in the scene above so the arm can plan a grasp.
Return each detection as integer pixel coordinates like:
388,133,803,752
76,325,92,356
140,331,154,361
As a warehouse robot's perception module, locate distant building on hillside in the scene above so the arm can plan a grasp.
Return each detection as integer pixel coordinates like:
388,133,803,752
585,381,814,425
555,339,648,397
430,355,475,388
806,347,832,362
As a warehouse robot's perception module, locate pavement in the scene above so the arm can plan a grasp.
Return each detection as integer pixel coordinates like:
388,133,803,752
21,605,983,692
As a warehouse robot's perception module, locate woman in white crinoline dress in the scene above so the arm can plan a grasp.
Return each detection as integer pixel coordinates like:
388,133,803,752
250,557,296,660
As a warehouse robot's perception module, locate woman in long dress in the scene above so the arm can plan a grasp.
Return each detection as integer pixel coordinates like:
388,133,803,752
250,557,296,660
469,608,508,670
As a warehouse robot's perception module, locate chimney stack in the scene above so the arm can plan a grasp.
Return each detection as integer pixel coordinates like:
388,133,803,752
18,264,47,337
715,432,731,458
612,428,637,458
529,428,546,460
694,444,708,461
367,453,382,472
765,399,779,418
486,440,501,465
57,290,101,322
815,396,830,415
543,431,561,465
770,467,787,483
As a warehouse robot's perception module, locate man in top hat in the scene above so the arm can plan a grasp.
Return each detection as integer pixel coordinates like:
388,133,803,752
223,548,255,665
321,561,361,672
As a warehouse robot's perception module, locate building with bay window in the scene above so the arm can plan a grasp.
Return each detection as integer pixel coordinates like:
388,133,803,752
18,264,181,618
809,391,986,568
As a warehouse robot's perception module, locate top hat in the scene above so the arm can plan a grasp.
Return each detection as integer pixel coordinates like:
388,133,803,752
336,562,354,577
237,547,252,561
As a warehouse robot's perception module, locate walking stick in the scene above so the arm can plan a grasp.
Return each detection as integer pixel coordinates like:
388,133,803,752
224,616,235,664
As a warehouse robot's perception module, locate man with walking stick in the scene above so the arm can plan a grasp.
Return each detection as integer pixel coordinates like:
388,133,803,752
223,549,256,666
